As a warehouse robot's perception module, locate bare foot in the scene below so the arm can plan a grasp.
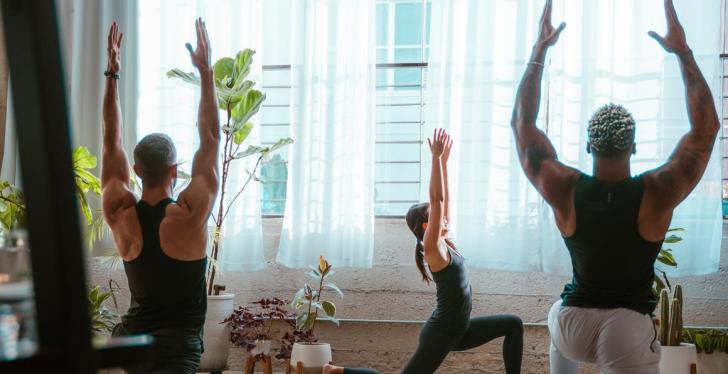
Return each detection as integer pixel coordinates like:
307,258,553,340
322,363,344,374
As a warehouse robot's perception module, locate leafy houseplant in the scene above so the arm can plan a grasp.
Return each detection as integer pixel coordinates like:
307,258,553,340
0,146,101,233
88,280,121,336
285,256,342,372
292,256,343,339
224,298,290,360
683,328,728,354
168,49,293,296
653,228,684,297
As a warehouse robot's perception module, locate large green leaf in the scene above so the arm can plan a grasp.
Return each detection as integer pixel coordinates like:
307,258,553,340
321,301,336,318
265,137,294,155
657,250,677,267
231,89,265,125
325,282,344,298
234,145,266,159
664,235,682,244
213,57,235,87
233,49,255,86
73,146,97,169
233,122,253,145
166,69,200,85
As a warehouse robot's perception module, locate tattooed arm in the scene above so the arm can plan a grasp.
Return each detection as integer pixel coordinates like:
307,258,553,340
511,0,580,234
643,0,720,209
640,0,720,240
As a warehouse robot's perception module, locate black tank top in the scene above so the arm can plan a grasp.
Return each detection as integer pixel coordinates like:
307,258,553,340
121,198,207,333
561,174,663,314
428,246,472,333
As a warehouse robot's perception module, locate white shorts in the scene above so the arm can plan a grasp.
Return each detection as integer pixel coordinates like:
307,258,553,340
547,299,661,374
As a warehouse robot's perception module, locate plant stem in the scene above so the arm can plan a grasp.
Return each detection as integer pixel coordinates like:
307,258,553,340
0,195,23,209
207,104,232,295
221,154,264,222
308,272,326,341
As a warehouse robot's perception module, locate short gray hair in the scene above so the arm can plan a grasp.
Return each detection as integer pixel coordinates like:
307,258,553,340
133,133,177,187
588,103,636,158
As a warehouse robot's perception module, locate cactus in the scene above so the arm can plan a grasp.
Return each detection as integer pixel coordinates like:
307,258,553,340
658,284,684,346
659,288,669,345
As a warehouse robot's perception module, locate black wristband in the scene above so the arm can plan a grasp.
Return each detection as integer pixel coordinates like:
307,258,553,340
104,70,120,80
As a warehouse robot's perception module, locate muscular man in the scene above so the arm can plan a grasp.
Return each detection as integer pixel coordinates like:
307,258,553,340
101,19,219,373
511,1,720,373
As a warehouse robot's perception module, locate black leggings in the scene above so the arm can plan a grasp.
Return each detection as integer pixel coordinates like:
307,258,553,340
344,314,523,374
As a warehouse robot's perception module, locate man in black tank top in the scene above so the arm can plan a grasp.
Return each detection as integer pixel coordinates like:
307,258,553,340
510,1,720,373
101,19,220,373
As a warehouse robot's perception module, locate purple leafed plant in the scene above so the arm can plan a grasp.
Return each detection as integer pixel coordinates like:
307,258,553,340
224,297,290,360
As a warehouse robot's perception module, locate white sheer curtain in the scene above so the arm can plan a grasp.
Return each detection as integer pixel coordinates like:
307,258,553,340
425,0,723,275
137,0,266,271
277,0,376,268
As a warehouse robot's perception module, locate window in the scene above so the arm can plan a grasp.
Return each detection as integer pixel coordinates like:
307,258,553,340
258,0,431,216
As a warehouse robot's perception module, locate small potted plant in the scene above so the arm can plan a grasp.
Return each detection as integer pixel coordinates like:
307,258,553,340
287,256,343,374
224,297,289,369
683,327,728,374
658,285,698,374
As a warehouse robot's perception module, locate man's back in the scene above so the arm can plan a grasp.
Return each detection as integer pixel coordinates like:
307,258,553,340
122,198,207,332
561,174,663,314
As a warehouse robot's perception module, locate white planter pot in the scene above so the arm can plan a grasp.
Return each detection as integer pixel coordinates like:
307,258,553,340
697,352,728,374
250,339,272,356
198,293,235,371
289,342,332,374
659,343,698,374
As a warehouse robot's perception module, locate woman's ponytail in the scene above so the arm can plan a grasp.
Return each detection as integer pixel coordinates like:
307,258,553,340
414,239,432,285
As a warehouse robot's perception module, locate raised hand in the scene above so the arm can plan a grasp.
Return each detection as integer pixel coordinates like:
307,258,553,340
428,128,451,159
536,0,566,49
106,22,124,74
441,133,454,165
186,18,212,71
648,0,690,55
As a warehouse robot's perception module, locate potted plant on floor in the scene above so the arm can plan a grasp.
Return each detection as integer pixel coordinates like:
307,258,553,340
658,284,698,374
683,328,728,374
286,256,343,374
167,48,293,371
224,297,290,373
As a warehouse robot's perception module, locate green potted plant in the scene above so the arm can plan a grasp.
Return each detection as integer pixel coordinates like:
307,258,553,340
658,285,699,374
653,228,683,297
683,328,728,374
288,256,342,374
167,48,292,371
88,280,121,339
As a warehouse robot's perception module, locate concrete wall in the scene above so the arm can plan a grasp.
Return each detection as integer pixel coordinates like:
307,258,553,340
89,219,728,373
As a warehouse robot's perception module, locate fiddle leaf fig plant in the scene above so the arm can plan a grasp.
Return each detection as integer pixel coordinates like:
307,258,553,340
291,256,343,342
167,48,293,295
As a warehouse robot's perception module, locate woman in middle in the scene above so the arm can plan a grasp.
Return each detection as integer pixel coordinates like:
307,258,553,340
324,129,524,374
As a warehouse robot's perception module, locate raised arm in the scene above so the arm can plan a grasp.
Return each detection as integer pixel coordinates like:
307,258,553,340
511,0,579,222
643,0,721,209
440,135,454,223
101,22,135,222
423,129,452,272
176,18,220,218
